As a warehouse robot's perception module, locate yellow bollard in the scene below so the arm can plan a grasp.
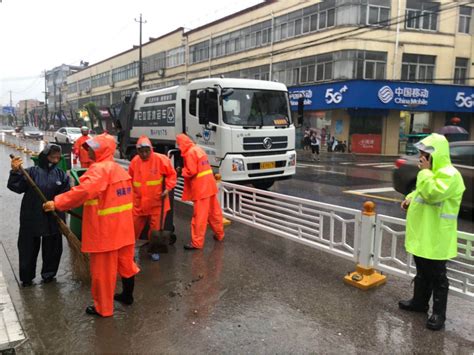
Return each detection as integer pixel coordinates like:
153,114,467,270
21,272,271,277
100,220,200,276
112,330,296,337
344,201,386,290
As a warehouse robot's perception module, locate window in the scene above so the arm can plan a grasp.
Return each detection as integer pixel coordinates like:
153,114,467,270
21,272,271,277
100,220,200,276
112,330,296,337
405,1,440,31
166,47,185,68
454,58,469,85
91,72,110,88
401,54,436,82
366,5,390,25
189,90,197,116
459,6,472,34
189,41,209,64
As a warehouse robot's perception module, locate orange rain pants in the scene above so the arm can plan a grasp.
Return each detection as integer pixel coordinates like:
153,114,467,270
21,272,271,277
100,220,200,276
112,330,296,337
191,195,224,249
89,244,139,317
133,208,166,240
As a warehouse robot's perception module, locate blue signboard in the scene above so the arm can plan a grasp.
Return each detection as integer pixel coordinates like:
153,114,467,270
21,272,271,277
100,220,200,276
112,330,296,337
2,106,15,115
288,80,474,113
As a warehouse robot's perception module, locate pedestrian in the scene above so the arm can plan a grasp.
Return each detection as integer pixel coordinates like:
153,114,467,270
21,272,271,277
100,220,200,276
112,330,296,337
399,133,465,331
73,126,92,168
175,134,225,250
8,144,70,287
43,133,140,317
128,135,177,260
327,136,334,152
310,132,320,161
303,127,311,151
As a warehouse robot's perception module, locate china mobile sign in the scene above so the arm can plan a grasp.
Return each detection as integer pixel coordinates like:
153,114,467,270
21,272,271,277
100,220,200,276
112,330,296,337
289,80,473,113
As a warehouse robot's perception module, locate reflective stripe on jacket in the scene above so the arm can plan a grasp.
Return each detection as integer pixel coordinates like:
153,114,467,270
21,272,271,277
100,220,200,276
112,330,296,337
54,134,135,253
128,138,177,215
176,134,218,202
405,133,465,260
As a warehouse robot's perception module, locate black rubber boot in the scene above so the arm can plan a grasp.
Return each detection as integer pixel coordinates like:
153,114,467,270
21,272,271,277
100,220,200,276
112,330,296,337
398,276,431,312
114,276,135,305
426,275,448,331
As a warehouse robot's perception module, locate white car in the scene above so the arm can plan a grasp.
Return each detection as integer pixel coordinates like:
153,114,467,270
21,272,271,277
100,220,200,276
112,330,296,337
54,127,83,143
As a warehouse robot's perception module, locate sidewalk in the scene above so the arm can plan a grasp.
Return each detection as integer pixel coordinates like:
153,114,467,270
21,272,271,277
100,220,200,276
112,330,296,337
0,256,25,352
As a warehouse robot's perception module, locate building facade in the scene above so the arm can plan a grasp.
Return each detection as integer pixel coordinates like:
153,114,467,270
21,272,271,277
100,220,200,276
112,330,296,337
66,0,474,154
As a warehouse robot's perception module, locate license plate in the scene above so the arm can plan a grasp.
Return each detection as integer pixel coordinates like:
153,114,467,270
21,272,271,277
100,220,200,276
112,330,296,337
260,161,275,169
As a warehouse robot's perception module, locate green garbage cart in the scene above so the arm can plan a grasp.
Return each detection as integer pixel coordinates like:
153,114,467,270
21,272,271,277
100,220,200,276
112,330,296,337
69,168,88,240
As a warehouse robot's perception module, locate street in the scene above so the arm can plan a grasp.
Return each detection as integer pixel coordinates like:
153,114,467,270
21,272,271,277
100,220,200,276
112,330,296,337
0,135,473,354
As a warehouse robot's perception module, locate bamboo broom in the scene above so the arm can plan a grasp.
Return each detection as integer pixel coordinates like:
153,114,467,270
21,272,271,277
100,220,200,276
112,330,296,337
9,154,90,282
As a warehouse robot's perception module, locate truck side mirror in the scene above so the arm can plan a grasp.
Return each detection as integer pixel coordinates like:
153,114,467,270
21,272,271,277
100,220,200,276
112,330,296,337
198,91,209,125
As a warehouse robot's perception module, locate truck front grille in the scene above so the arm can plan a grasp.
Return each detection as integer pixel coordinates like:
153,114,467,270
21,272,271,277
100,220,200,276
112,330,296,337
243,136,288,151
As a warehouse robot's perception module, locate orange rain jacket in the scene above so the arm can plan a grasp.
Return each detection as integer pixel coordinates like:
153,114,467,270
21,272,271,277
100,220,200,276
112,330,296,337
176,134,217,202
73,135,92,167
128,136,177,216
54,134,135,253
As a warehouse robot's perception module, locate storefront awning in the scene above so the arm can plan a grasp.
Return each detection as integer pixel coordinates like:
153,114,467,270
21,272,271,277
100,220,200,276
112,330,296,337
288,80,473,113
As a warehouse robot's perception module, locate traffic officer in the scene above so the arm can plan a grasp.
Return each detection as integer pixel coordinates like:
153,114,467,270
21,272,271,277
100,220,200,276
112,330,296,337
43,133,139,317
73,126,92,168
129,135,177,260
8,144,70,286
399,133,465,331
176,134,224,250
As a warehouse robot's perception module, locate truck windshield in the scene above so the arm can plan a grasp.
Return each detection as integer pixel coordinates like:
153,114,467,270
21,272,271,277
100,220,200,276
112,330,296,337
222,89,290,127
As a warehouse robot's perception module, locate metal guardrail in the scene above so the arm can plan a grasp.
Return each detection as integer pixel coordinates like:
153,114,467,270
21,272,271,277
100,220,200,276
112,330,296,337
374,214,474,300
218,181,361,261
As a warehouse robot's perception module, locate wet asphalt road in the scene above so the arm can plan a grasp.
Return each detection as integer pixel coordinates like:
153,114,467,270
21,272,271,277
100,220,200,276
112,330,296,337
0,136,473,354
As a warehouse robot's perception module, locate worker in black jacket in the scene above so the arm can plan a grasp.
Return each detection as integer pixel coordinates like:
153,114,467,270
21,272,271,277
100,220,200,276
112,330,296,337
8,144,70,287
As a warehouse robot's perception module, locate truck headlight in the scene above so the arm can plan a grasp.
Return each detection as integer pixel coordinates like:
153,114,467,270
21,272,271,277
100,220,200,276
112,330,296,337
288,153,296,167
232,158,245,172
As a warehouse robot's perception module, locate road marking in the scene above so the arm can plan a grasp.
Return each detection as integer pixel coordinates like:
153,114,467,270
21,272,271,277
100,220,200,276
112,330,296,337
373,164,395,168
343,187,402,203
346,187,395,193
297,163,325,168
340,162,353,165
343,190,403,202
355,163,382,166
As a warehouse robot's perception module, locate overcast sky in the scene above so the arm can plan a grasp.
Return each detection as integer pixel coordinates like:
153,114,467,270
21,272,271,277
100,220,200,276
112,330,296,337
0,0,262,107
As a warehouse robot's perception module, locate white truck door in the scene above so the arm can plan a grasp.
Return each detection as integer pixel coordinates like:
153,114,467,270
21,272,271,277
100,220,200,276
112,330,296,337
185,89,220,167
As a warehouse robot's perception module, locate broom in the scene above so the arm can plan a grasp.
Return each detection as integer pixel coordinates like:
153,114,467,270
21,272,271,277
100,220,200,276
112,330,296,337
10,154,90,282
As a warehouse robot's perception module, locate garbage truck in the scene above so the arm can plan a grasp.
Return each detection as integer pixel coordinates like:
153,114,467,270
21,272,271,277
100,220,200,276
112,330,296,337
118,78,296,189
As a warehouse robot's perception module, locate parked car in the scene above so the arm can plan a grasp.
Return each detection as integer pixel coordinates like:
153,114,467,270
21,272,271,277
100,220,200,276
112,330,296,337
393,141,473,210
54,127,83,143
0,125,15,134
22,126,44,140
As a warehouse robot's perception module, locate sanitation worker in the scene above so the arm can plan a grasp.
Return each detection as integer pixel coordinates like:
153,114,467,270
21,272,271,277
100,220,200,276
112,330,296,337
73,126,92,168
176,134,224,250
43,133,139,317
8,144,70,287
129,135,177,260
399,133,465,331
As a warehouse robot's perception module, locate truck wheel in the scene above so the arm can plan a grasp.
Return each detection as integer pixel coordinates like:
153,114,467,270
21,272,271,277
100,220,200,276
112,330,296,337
252,179,274,190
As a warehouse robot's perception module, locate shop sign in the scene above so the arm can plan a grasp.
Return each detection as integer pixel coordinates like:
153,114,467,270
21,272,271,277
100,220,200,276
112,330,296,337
288,80,473,113
351,134,382,154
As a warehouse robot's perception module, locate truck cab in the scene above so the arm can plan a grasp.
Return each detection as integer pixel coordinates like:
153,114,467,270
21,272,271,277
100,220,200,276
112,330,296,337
186,78,296,189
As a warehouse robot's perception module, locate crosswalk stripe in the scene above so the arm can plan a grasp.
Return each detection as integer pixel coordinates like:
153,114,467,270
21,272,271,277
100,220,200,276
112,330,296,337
373,164,394,168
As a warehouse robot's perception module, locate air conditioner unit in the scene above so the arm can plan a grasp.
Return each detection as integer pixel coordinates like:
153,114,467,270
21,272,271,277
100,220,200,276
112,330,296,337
79,91,83,96
110,83,115,88
157,68,165,78
85,89,91,94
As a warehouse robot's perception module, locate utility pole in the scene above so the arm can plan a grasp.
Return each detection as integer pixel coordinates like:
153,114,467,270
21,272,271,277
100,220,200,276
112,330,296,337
44,70,49,130
135,14,147,90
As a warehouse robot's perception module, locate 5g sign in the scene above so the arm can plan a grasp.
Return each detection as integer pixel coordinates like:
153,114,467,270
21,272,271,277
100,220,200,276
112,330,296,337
325,85,348,104
455,92,473,108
